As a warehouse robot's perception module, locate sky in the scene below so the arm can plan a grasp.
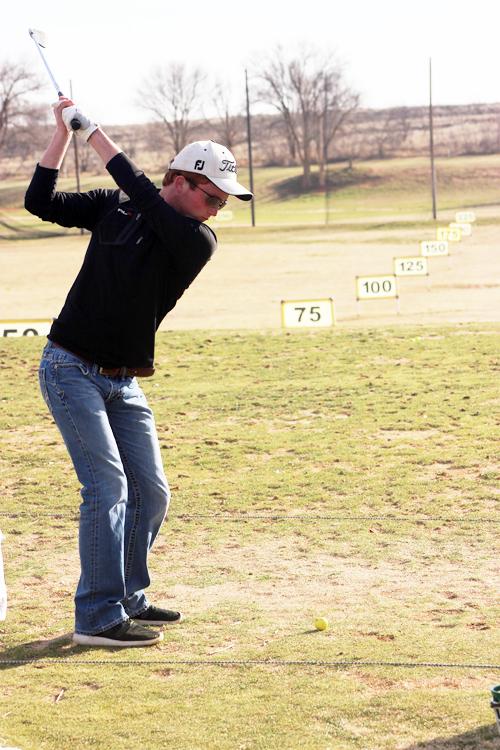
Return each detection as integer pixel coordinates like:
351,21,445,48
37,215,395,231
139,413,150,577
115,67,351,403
3,0,500,126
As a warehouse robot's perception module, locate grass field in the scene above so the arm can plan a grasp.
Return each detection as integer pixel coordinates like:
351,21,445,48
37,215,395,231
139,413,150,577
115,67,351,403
2,156,500,329
0,326,499,750
2,154,500,238
0,154,499,749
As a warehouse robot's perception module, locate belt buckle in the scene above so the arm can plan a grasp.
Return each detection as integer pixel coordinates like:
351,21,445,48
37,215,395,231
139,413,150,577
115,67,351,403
98,365,125,377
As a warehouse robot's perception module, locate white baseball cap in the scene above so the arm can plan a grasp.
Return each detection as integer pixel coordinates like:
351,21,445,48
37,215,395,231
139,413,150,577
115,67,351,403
170,140,253,201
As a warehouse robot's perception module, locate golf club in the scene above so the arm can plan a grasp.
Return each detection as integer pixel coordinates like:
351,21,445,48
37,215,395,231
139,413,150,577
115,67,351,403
28,28,81,130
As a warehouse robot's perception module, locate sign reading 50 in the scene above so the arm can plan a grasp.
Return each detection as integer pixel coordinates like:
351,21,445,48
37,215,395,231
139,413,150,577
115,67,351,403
0,320,52,337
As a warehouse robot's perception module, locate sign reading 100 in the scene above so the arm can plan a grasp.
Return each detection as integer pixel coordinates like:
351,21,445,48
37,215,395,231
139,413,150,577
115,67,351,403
356,275,398,300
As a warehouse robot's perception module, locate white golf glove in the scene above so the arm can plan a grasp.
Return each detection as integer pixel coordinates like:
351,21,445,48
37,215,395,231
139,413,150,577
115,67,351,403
61,105,99,141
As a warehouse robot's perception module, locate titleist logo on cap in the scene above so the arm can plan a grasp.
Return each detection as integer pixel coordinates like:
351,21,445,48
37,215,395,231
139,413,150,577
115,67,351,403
220,160,236,173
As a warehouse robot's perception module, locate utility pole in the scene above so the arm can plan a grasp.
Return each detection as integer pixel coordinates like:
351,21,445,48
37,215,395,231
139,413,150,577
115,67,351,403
323,74,330,225
428,58,437,220
245,68,256,227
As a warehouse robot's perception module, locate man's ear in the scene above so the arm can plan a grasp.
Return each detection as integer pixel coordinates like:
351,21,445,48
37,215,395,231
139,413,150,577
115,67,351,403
174,174,187,192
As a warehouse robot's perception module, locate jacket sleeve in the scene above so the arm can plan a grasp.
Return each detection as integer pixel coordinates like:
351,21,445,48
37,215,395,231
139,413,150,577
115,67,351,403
105,153,217,270
24,164,117,232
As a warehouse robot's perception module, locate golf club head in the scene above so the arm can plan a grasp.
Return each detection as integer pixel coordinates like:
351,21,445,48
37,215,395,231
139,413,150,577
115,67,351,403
29,28,48,48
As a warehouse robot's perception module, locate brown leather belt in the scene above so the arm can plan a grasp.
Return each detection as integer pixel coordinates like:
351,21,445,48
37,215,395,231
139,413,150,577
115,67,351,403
52,343,155,378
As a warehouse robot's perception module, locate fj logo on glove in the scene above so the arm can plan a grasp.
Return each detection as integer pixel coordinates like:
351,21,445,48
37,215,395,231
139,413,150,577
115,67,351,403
194,160,205,170
219,159,236,173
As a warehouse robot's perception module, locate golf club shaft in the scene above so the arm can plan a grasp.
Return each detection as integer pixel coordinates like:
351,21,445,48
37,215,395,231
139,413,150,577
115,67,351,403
32,39,63,96
29,30,81,130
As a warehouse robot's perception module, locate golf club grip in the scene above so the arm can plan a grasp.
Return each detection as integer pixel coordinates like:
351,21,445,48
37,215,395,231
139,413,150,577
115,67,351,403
56,90,79,130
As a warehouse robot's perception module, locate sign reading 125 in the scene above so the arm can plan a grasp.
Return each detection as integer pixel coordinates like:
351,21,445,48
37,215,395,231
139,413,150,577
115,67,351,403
281,298,334,328
394,256,429,276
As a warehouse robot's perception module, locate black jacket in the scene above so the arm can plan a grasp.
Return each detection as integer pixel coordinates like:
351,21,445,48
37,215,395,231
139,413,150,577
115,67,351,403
25,152,217,368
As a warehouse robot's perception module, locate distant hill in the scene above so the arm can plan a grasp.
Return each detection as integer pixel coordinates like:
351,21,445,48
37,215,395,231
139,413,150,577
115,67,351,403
1,102,499,179
105,102,500,171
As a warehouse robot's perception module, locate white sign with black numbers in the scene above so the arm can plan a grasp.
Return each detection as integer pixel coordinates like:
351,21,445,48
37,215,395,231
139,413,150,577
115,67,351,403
449,222,472,236
437,226,461,242
455,211,476,223
356,275,397,300
0,320,51,337
281,298,334,328
394,256,429,276
420,240,449,257
215,210,233,222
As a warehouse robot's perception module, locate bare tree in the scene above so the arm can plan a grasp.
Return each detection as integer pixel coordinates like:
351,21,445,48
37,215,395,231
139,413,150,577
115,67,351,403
138,63,206,154
5,104,50,154
256,45,359,188
316,70,360,187
209,81,246,151
369,107,411,159
0,60,41,154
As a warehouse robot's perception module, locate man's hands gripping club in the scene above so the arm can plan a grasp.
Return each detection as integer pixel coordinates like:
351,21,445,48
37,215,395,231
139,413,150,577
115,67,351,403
55,97,99,142
43,98,121,170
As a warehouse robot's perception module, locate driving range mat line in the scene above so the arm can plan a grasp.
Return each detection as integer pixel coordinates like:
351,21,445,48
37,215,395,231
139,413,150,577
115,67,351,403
0,659,498,669
0,512,497,524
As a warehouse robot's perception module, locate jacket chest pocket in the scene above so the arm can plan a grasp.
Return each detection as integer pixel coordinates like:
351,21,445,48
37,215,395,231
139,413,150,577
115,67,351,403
98,207,144,246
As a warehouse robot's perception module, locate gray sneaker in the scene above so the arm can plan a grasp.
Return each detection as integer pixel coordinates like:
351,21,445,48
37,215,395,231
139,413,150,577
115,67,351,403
73,620,163,647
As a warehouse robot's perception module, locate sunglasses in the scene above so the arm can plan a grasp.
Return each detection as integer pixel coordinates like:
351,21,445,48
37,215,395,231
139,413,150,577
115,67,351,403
185,177,227,210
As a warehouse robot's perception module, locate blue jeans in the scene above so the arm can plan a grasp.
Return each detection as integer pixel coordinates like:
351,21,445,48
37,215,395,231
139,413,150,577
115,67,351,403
39,341,170,634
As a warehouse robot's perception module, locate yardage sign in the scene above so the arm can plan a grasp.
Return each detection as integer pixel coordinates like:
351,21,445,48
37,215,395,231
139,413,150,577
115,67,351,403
281,298,334,328
356,275,397,299
437,226,461,242
394,256,429,276
215,209,233,222
455,211,476,223
0,320,51,337
449,222,472,236
420,240,449,257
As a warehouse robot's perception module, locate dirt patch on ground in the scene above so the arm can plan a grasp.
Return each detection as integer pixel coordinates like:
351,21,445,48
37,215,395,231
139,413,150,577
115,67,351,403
7,527,497,630
148,533,498,624
1,223,499,330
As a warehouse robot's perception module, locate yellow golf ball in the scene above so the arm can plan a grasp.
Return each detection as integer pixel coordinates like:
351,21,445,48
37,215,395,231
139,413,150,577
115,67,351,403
314,617,328,631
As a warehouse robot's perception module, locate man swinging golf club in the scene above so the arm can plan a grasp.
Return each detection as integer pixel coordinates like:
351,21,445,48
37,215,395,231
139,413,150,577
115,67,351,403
25,98,252,647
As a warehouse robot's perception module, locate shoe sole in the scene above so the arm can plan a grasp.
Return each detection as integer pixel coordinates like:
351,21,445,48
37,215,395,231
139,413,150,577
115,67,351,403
72,631,163,648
